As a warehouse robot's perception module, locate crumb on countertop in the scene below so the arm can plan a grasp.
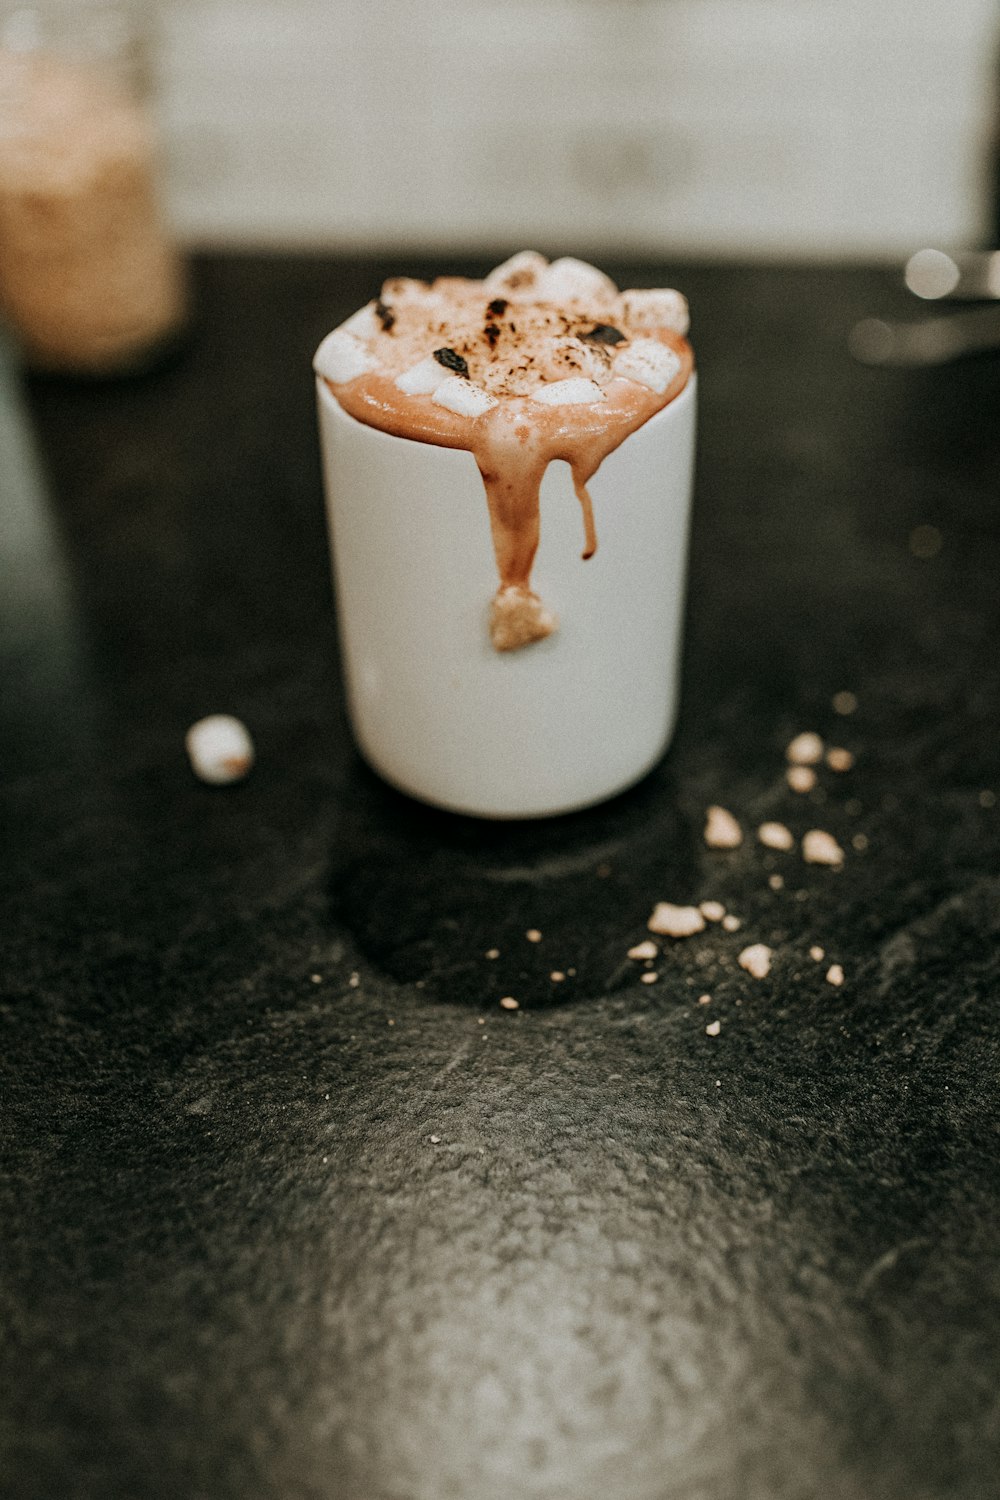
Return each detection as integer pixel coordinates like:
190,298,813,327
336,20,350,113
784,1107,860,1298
704,804,743,849
738,943,773,979
802,829,845,867
786,731,824,766
758,821,794,851
648,902,706,938
787,764,817,793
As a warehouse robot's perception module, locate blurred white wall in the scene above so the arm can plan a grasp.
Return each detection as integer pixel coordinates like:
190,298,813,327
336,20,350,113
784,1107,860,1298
157,0,1000,258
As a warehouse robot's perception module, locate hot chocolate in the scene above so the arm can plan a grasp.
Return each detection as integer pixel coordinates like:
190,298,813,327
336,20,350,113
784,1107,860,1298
315,253,693,651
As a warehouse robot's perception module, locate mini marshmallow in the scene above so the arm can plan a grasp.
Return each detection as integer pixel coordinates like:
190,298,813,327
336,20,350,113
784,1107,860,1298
432,377,497,417
313,329,378,384
531,377,606,406
483,250,549,297
339,302,381,340
545,338,611,384
613,338,682,394
185,714,254,785
395,355,450,395
539,257,618,304
380,276,440,308
617,288,690,335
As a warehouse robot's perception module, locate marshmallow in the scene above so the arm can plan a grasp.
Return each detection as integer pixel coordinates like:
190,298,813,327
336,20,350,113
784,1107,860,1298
616,288,690,335
339,301,381,340
185,715,254,785
483,250,549,297
380,276,439,308
613,338,682,394
432,377,498,417
531,377,606,406
395,355,450,395
544,338,611,384
538,257,618,304
313,329,378,384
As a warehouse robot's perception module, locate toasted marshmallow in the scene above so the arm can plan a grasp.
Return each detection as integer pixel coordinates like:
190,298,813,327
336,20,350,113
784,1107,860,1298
538,257,618,305
380,276,439,308
613,338,682,394
616,288,690,335
339,301,381,340
531,377,606,406
314,329,378,384
395,355,450,395
483,250,549,298
432,377,498,417
542,338,612,384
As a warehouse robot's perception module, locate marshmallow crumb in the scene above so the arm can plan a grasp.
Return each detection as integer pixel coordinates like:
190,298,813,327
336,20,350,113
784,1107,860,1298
526,929,542,943
758,821,794,851
640,971,659,985
738,943,773,979
628,940,659,961
550,971,566,982
826,747,855,772
499,996,520,1010
787,765,817,794
704,805,743,849
809,945,825,962
485,948,500,959
648,902,706,938
826,964,845,987
705,1019,722,1036
768,873,785,891
699,900,726,922
722,914,742,932
185,714,254,785
698,993,712,1005
787,731,824,766
802,829,845,867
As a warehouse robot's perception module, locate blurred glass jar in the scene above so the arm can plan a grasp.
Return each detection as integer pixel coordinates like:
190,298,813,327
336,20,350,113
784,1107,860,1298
0,0,186,374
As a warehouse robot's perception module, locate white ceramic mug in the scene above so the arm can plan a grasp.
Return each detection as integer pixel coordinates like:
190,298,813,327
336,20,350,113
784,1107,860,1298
316,373,697,818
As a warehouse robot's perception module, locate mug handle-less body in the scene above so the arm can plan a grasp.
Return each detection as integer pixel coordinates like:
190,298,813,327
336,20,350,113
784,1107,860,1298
316,374,697,819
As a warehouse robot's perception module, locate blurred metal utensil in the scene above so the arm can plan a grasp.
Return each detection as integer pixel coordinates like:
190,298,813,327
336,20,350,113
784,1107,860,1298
904,247,1000,300
849,304,1000,366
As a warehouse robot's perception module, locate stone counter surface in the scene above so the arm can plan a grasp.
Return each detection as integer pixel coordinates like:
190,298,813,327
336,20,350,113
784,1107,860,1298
2,257,999,1500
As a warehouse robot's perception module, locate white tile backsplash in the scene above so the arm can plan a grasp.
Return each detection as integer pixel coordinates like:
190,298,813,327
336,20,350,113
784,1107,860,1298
155,0,1000,257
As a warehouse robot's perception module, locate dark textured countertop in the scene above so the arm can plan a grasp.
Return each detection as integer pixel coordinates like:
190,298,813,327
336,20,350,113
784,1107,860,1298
2,256,999,1500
